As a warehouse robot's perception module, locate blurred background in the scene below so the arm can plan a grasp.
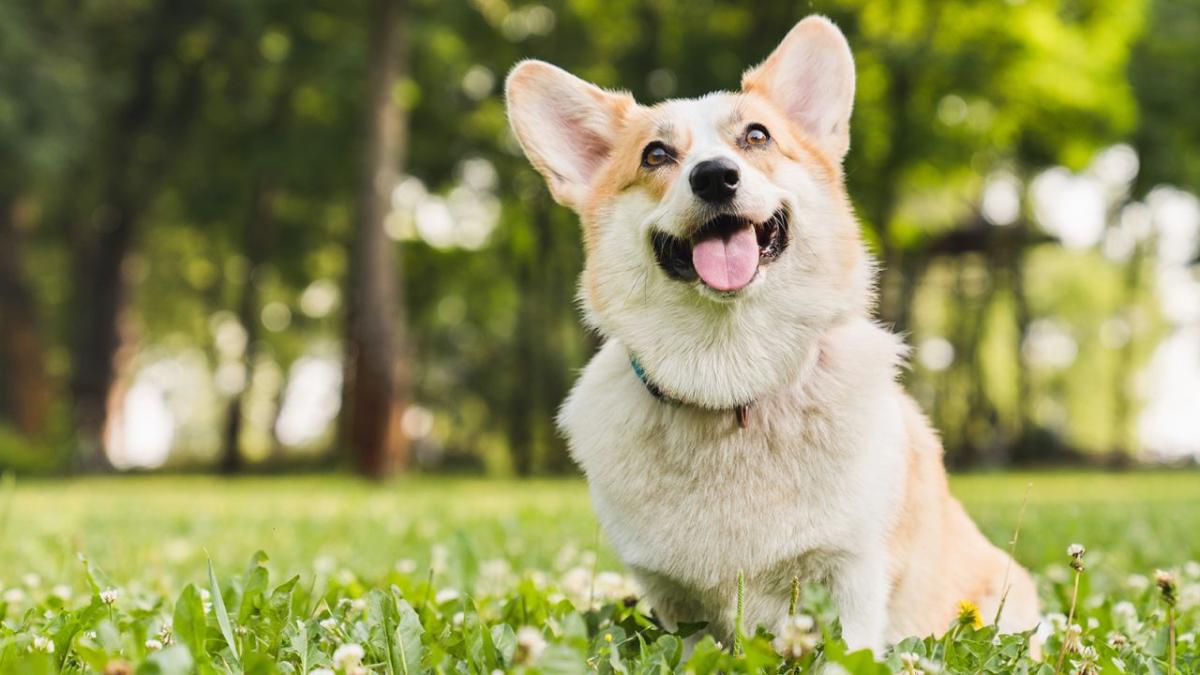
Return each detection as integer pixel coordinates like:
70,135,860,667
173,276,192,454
1,0,1198,479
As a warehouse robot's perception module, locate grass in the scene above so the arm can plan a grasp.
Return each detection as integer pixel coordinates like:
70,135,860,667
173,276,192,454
0,471,1197,672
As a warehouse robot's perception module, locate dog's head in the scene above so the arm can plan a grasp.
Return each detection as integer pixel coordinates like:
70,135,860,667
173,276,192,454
505,17,873,409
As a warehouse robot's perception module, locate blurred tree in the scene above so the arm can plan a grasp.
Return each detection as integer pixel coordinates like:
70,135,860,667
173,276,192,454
344,0,412,478
64,3,216,470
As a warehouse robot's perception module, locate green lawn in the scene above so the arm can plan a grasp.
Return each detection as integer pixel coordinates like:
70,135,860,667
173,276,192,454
1,471,1197,672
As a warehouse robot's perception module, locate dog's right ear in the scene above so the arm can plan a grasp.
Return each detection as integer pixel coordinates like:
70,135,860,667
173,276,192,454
505,60,634,210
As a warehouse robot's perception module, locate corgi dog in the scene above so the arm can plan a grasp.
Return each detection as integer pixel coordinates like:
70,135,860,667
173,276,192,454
504,16,1039,653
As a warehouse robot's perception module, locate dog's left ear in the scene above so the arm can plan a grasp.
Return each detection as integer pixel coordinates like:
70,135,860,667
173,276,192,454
742,16,856,162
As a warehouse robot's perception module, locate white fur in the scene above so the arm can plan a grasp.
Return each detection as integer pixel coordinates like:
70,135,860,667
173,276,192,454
559,320,906,652
505,15,1030,653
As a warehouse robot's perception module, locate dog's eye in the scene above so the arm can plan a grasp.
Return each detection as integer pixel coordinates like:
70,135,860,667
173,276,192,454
641,142,674,168
745,124,770,146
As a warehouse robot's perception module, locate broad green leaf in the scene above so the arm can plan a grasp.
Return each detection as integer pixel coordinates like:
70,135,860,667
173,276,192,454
173,584,210,668
208,557,241,666
138,644,195,675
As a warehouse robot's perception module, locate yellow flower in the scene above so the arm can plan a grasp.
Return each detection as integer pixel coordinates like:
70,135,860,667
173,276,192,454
957,600,984,629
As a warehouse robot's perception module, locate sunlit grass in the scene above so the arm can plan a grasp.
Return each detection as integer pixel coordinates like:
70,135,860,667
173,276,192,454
1,471,1197,672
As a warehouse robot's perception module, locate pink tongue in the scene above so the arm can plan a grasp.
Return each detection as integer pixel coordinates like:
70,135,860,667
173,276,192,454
691,225,759,291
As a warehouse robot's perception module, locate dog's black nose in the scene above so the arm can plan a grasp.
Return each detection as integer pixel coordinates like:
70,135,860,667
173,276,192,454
689,158,739,203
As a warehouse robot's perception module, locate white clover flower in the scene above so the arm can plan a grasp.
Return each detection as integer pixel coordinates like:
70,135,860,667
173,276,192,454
477,559,515,596
559,567,592,608
145,638,163,652
431,544,449,575
1179,632,1195,645
515,626,547,664
313,556,337,575
3,588,27,604
332,643,365,670
31,635,55,654
1125,574,1150,592
1063,623,1084,654
334,569,357,586
309,670,335,675
350,597,367,613
1106,631,1127,647
51,585,71,602
452,611,465,626
772,614,820,659
1045,612,1068,632
1179,582,1200,610
22,574,42,588
898,651,924,674
595,571,640,602
1071,645,1099,675
319,617,338,632
1184,561,1200,579
99,588,119,605
434,588,461,604
394,559,418,574
198,588,212,614
554,543,579,571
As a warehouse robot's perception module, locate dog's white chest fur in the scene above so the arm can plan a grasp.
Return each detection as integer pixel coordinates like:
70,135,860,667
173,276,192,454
559,318,908,644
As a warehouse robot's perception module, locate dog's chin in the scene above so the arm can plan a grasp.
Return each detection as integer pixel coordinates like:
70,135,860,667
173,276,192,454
651,207,790,299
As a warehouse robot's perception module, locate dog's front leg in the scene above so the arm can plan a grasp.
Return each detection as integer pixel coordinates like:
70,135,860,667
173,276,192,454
829,553,889,654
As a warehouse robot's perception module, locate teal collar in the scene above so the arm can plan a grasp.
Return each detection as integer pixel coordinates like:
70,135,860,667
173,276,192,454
629,354,752,429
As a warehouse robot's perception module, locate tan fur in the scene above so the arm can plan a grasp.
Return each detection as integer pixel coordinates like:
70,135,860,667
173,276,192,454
886,391,1040,641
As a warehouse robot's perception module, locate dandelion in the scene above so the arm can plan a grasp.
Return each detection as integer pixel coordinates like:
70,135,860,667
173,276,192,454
1155,569,1178,606
1056,544,1087,675
31,635,54,654
898,651,924,675
144,638,163,652
1156,569,1178,675
957,600,984,629
1067,544,1086,572
100,588,119,605
772,614,820,659
332,643,365,671
515,626,547,664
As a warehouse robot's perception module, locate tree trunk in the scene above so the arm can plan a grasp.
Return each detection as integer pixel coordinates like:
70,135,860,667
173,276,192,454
69,201,137,471
344,0,411,479
0,196,53,437
67,12,202,471
220,182,277,474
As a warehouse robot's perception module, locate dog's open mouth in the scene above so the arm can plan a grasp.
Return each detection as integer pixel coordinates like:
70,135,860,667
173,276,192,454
652,209,790,292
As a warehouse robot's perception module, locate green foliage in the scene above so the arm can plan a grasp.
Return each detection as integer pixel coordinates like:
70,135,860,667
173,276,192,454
3,0,1194,474
0,473,1198,671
